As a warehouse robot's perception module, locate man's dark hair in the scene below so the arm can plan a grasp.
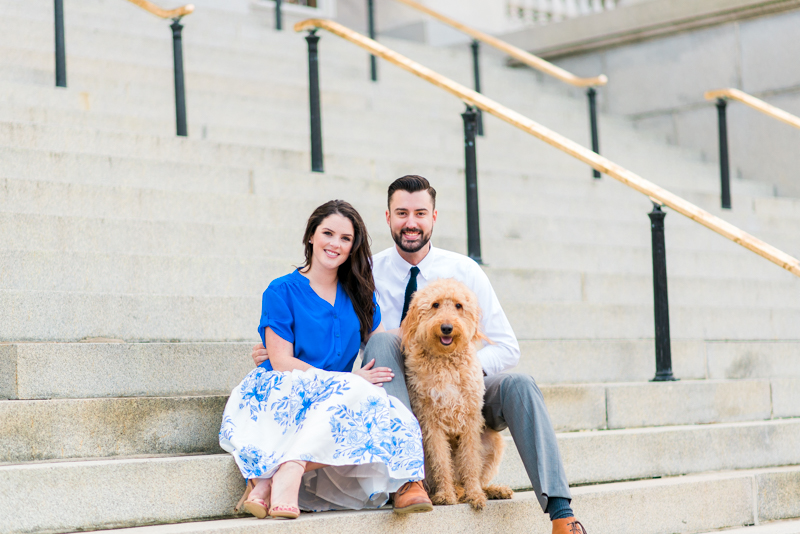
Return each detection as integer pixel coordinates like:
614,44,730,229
387,175,437,209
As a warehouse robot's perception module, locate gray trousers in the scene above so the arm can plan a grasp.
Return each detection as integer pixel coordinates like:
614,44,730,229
362,332,571,512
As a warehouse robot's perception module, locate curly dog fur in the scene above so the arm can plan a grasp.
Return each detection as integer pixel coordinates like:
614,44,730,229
401,278,513,510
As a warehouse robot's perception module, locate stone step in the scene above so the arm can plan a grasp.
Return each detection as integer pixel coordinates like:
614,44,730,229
517,339,800,383
0,147,782,214
2,384,796,465
2,176,797,240
3,341,799,400
1,287,799,341
2,461,798,534
4,249,800,309
505,301,800,339
700,520,800,533
3,210,798,282
0,376,783,453
0,12,518,86
0,120,375,177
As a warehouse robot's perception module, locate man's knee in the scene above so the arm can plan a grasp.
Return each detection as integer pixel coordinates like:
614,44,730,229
362,332,403,368
500,373,543,403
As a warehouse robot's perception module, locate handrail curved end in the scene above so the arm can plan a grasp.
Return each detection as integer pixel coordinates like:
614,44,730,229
592,74,609,87
294,19,325,32
705,89,730,101
126,0,195,19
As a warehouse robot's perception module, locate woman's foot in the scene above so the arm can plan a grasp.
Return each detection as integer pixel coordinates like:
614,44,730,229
268,461,306,519
243,478,272,519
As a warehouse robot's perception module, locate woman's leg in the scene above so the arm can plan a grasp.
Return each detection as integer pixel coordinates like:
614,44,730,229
270,461,307,511
249,478,272,503
304,462,328,472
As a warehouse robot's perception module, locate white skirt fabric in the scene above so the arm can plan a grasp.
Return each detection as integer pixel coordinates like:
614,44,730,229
219,367,425,512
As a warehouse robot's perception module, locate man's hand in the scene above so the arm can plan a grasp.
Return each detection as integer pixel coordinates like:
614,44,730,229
251,343,269,366
352,358,395,387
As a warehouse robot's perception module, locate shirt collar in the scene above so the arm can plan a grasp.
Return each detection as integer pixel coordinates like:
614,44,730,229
389,242,437,280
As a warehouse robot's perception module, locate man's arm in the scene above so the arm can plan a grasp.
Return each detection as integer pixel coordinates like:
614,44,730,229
469,266,521,376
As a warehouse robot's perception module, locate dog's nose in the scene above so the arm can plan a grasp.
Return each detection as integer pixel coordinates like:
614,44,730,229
440,324,453,335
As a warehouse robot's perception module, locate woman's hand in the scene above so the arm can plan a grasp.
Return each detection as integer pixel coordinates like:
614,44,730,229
251,343,269,366
352,359,395,387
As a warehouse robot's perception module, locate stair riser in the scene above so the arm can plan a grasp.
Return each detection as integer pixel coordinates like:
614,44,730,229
2,459,799,534
2,393,793,466
4,251,800,310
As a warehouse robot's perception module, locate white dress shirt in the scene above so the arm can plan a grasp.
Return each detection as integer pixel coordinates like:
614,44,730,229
372,244,521,376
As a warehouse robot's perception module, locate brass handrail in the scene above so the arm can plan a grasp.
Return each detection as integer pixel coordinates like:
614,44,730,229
294,19,800,278
386,0,606,88
124,0,195,19
705,88,800,130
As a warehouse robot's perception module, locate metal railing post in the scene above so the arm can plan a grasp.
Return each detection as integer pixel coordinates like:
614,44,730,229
275,0,283,30
587,87,600,179
716,98,732,209
54,0,67,87
649,203,676,382
367,0,378,81
306,30,324,172
471,39,484,136
462,106,482,264
170,19,188,137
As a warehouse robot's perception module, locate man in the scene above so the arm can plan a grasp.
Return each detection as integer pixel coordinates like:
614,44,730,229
253,176,586,534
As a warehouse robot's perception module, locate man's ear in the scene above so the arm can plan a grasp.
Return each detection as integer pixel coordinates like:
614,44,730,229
385,209,391,226
432,209,437,223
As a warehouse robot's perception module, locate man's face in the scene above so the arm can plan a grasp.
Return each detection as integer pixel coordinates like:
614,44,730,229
386,190,437,253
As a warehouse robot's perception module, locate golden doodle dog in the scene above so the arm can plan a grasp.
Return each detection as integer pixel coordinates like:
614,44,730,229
401,278,513,510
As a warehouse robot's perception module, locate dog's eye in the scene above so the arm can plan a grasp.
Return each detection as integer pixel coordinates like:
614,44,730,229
455,303,462,309
432,302,439,309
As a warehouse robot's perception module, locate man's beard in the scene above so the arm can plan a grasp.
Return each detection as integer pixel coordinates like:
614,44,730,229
392,227,432,253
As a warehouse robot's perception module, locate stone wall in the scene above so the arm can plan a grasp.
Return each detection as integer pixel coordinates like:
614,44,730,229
501,0,800,197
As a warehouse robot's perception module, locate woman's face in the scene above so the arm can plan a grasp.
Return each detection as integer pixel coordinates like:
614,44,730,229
309,213,355,272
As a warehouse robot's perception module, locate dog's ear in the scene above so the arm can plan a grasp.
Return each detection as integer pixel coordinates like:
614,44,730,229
401,296,423,348
466,290,493,345
472,328,491,345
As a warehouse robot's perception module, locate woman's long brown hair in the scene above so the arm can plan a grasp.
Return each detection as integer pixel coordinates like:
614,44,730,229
300,200,376,341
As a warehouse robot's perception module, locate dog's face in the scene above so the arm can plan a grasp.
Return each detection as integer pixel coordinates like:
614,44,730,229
402,278,486,356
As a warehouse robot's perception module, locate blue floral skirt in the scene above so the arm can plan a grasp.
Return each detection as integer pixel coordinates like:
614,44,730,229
219,367,425,511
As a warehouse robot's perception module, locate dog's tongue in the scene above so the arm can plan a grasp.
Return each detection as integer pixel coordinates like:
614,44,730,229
440,336,453,346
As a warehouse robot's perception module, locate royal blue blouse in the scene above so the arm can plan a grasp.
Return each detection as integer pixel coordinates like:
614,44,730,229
258,270,381,373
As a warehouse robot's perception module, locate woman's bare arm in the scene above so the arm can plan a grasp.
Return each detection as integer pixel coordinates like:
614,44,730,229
265,327,312,372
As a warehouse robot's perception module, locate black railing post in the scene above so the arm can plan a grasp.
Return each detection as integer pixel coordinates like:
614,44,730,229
367,0,378,81
471,39,484,136
171,19,188,137
649,203,676,382
462,106,482,264
587,88,600,179
716,98,732,209
306,30,324,173
54,0,66,87
275,0,283,30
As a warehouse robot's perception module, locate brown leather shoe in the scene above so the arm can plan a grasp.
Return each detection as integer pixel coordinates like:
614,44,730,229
392,481,433,513
552,518,587,534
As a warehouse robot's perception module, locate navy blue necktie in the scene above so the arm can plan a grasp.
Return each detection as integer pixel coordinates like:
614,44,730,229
400,266,420,323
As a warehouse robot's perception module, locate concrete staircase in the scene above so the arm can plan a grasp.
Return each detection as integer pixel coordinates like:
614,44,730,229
1,1,799,533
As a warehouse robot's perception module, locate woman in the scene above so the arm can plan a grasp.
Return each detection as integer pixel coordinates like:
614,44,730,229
219,200,425,519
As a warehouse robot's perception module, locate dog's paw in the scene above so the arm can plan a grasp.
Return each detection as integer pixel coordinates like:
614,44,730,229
464,490,487,510
483,484,514,500
430,490,459,506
